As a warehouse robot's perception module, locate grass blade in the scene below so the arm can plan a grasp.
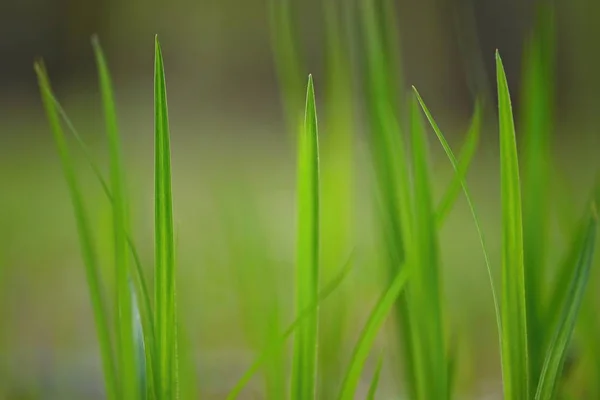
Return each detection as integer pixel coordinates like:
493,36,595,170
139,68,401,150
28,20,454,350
496,50,530,400
290,74,320,400
154,36,178,399
337,269,409,400
535,206,597,400
366,354,384,400
35,62,118,400
92,37,140,400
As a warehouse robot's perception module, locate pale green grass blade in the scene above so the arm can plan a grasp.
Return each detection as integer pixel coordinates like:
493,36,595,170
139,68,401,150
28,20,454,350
435,103,481,226
35,62,118,400
337,269,409,400
535,206,597,400
366,354,384,400
92,37,140,400
409,96,448,399
154,36,178,399
520,4,555,389
496,50,530,400
413,86,502,377
226,254,354,400
291,74,320,400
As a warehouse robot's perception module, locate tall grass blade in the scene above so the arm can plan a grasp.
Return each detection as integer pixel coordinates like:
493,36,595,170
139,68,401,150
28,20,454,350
337,269,409,400
35,62,118,400
366,354,384,400
535,206,597,400
290,74,320,400
154,36,178,399
92,37,140,400
496,50,530,400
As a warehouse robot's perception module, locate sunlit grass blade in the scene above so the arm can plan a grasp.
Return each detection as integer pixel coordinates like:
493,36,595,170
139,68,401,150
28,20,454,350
413,86,502,378
226,254,354,400
435,103,481,226
92,36,140,400
366,354,384,400
496,50,530,400
520,4,555,390
290,74,320,400
536,206,597,400
34,62,117,400
154,36,178,399
337,269,409,400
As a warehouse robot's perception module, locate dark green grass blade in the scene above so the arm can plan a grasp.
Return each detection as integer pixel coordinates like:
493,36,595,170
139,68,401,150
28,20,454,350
154,36,178,399
435,104,481,226
535,206,597,400
44,79,157,398
409,96,448,399
337,269,409,400
413,86,502,375
35,62,118,400
366,354,384,400
92,37,140,400
520,4,556,390
226,254,354,400
291,74,320,400
496,51,530,400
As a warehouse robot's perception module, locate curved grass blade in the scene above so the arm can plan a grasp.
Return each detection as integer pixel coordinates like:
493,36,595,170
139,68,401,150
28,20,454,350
290,74,320,400
535,206,597,400
92,36,140,400
35,62,118,400
496,50,530,400
226,253,354,400
435,103,481,226
366,353,384,400
154,36,178,399
337,268,409,400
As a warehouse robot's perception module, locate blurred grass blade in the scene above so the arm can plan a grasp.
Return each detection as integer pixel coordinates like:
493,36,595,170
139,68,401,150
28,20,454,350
92,36,140,400
227,254,354,400
535,206,597,400
154,36,178,399
337,269,409,400
496,50,530,400
35,62,118,400
291,74,320,400
435,103,481,226
366,354,384,400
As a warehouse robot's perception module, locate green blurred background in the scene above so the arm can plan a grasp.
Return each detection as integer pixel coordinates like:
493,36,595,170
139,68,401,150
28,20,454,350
1,0,599,398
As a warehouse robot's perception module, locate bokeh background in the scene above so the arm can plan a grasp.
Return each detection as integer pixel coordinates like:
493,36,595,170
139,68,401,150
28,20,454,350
1,0,599,398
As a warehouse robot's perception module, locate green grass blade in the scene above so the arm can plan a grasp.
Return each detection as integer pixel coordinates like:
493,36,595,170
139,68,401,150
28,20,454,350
154,36,178,399
92,37,140,400
337,269,409,400
291,74,320,400
413,86,503,378
496,50,530,400
435,103,481,226
535,206,597,400
226,254,354,400
35,62,118,400
366,354,384,400
409,96,448,399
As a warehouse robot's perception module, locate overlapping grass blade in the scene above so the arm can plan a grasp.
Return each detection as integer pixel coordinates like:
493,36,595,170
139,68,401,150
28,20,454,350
366,354,384,400
520,4,555,389
535,206,597,400
496,50,530,400
154,36,178,399
226,254,354,400
290,74,320,400
35,62,118,400
337,269,409,400
92,37,140,400
413,86,502,376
